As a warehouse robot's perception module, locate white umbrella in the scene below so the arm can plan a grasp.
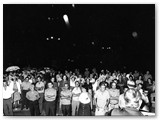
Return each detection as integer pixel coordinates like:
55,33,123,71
6,66,20,72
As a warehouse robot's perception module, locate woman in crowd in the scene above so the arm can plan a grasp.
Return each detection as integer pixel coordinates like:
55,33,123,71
78,87,91,116
26,84,40,116
108,81,120,111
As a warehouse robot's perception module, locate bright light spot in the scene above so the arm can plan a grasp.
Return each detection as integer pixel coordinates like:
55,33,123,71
102,47,104,49
46,38,49,40
68,59,70,61
58,38,61,41
108,47,111,49
72,4,75,8
92,42,94,45
132,31,138,38
100,61,102,64
48,17,51,20
63,14,69,23
51,36,54,39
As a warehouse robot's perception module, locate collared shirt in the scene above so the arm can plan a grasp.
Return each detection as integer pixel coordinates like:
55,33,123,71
3,86,14,99
61,89,72,105
45,88,57,101
21,81,31,90
109,89,120,104
72,87,81,101
94,89,110,108
26,90,39,101
36,81,45,93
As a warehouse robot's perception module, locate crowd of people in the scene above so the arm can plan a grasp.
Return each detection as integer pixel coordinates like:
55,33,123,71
3,67,155,116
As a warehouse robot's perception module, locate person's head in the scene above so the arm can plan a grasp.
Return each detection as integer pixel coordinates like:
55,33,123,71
146,71,150,74
129,75,133,81
63,75,67,80
111,82,117,89
48,82,53,88
147,78,152,84
37,76,42,82
99,82,106,92
81,87,87,92
124,88,141,109
25,77,29,82
30,84,35,91
139,75,142,80
75,81,80,87
137,83,143,90
51,77,55,83
64,83,69,90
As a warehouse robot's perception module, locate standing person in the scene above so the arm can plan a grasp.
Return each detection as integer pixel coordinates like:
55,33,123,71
71,81,81,116
12,77,21,110
21,77,31,110
78,87,91,116
108,82,120,111
26,84,40,116
44,82,57,116
111,88,143,116
60,83,72,116
94,82,110,116
35,76,45,115
3,80,14,116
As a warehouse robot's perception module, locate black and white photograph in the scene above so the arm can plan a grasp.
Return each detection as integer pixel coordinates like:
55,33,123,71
3,4,155,116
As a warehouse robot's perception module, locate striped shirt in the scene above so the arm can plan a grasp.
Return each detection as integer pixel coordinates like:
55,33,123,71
45,88,57,101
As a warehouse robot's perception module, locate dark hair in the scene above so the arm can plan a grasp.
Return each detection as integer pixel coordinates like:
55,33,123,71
99,81,106,87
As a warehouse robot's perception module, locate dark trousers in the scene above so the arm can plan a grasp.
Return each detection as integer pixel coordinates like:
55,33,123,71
45,100,56,116
21,90,29,109
61,104,71,116
29,100,40,116
3,98,13,116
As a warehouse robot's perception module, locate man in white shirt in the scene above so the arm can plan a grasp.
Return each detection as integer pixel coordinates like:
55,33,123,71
71,81,81,116
94,82,110,116
3,80,14,116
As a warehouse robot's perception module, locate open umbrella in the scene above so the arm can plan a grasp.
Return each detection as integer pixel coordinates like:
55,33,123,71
6,66,20,72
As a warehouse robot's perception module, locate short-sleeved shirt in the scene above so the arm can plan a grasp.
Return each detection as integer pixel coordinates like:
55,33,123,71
72,87,81,101
94,89,110,108
61,89,72,105
36,81,45,93
26,90,39,101
45,88,57,101
21,81,31,90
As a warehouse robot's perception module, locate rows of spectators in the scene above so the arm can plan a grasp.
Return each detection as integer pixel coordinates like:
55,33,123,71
3,67,155,116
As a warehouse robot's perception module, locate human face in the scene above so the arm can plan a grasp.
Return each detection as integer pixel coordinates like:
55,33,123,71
100,85,106,92
64,84,69,90
111,83,116,89
48,83,53,88
75,82,79,87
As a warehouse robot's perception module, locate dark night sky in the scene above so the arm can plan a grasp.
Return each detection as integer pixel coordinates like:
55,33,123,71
3,4,155,73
